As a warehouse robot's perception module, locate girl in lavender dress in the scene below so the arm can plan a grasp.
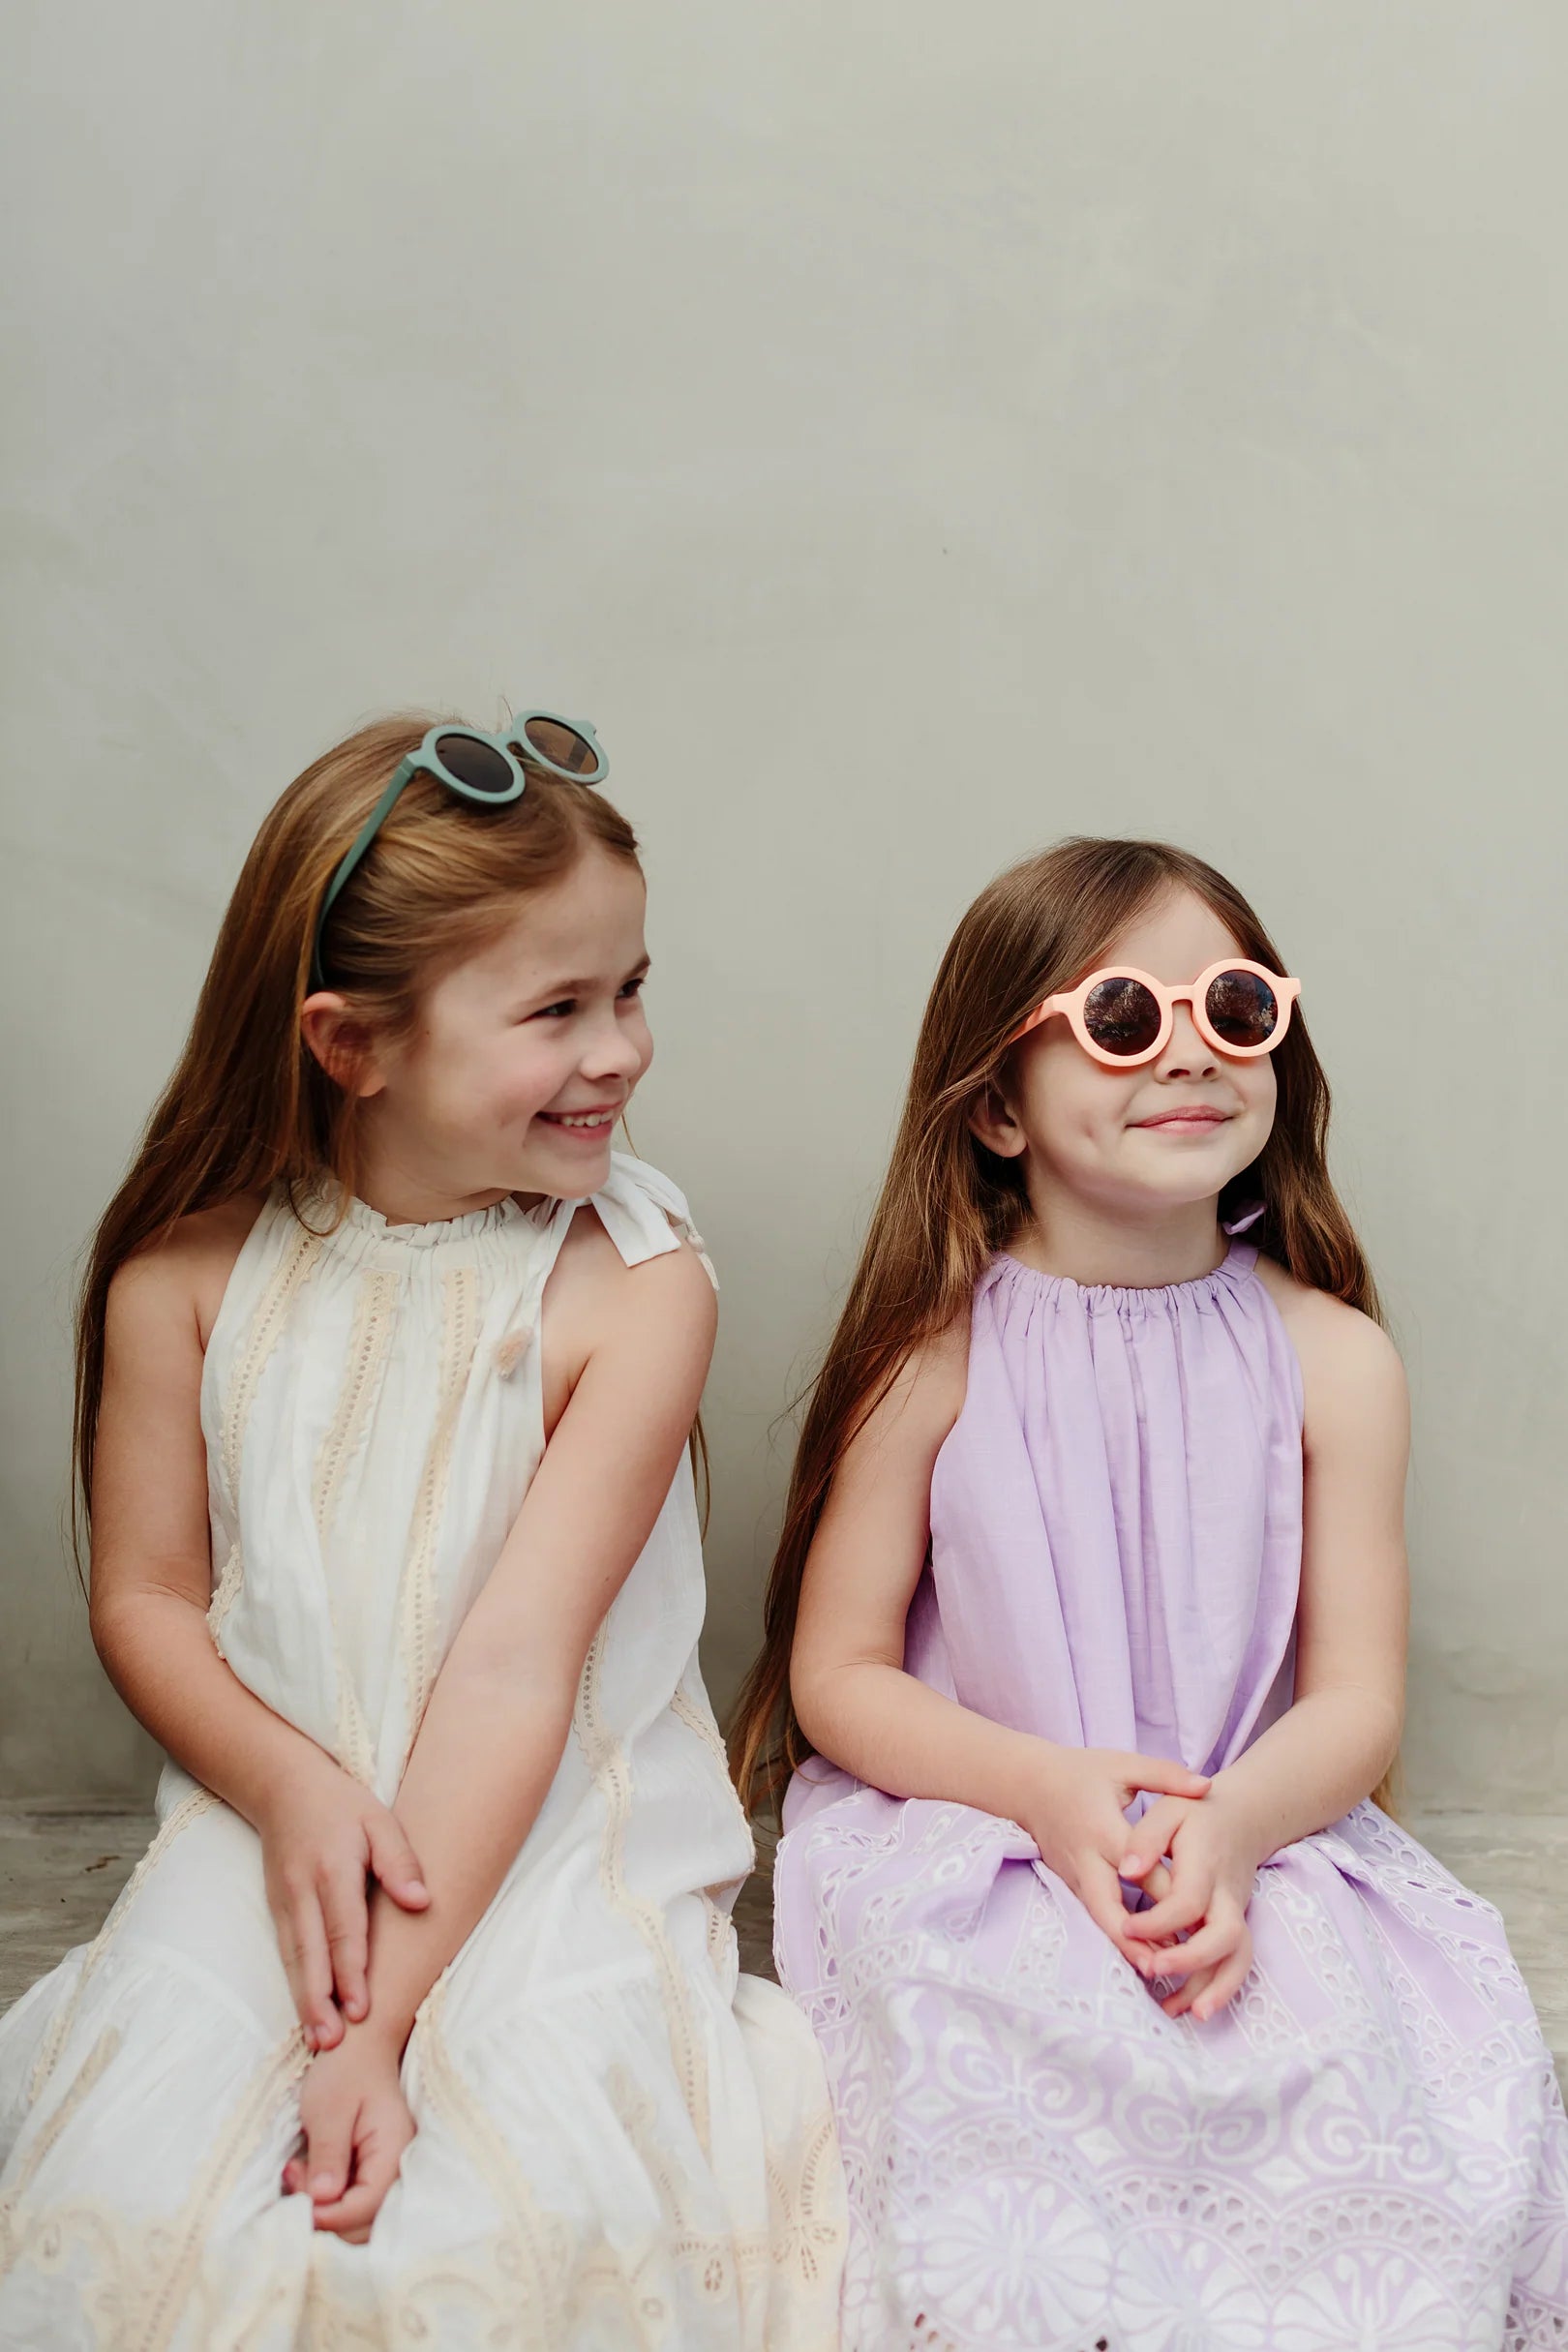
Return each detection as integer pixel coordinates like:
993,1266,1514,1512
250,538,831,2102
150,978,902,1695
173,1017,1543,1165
733,837,1568,2350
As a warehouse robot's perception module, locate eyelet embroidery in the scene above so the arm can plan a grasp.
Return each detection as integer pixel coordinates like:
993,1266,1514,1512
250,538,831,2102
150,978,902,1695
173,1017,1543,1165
393,1266,480,1775
312,1268,400,1789
24,1787,219,2105
574,1626,711,2156
208,1220,322,1648
2,2028,308,2351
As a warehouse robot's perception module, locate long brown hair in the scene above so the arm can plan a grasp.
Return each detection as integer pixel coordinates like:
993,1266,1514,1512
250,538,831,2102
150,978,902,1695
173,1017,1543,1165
73,713,641,1575
731,837,1384,1815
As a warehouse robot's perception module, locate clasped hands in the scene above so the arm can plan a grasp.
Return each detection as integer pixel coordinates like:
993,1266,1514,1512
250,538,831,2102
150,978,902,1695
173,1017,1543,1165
1018,1745,1260,2024
257,1752,426,2241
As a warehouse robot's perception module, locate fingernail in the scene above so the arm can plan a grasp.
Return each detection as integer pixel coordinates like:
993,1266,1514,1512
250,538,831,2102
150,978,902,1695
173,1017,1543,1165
311,2175,335,2199
407,1880,429,1900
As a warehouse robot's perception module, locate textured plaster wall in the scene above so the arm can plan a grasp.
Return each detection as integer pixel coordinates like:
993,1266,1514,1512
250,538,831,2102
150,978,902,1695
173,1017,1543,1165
3,4,1565,1807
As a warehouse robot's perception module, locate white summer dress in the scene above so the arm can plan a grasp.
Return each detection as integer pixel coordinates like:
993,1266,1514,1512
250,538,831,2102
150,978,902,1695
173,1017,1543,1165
0,1155,844,2352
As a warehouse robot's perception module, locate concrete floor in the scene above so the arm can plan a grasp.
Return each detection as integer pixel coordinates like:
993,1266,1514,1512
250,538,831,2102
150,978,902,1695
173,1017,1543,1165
4,1804,1565,2082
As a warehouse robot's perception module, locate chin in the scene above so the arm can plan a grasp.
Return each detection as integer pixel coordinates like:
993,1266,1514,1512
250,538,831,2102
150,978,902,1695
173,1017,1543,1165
536,1144,616,1194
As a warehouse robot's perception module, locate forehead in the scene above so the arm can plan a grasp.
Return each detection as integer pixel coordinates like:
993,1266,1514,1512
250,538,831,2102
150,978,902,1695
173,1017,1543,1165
437,849,647,1002
1091,885,1245,983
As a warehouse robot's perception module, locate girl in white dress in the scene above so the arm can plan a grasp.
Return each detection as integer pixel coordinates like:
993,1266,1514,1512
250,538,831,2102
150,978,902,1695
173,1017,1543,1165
0,710,844,2350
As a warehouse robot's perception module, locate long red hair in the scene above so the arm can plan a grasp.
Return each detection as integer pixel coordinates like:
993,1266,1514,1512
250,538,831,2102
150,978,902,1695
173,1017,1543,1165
730,837,1385,1815
73,713,641,1574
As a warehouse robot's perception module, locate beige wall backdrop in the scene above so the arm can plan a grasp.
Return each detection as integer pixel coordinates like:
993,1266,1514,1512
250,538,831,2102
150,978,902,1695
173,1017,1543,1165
4,5,1565,1809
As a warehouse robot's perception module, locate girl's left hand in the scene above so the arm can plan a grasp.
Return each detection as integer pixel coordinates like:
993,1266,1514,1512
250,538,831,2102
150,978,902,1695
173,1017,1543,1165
1119,1789,1260,2023
284,2026,414,2242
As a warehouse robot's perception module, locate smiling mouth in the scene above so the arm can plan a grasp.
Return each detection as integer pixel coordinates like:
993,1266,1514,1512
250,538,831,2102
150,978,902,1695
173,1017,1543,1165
538,1107,620,1132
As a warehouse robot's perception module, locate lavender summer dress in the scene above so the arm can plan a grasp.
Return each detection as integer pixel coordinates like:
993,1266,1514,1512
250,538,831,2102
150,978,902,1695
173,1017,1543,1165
774,1238,1568,2351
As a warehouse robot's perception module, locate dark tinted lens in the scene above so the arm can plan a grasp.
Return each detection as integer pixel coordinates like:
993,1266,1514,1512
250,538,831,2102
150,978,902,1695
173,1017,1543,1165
1082,976,1163,1057
436,734,516,797
521,716,597,775
1205,967,1278,1048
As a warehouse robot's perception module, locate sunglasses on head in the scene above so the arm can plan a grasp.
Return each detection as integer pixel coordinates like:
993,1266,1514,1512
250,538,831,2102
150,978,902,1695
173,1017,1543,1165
309,710,606,992
1005,959,1301,1068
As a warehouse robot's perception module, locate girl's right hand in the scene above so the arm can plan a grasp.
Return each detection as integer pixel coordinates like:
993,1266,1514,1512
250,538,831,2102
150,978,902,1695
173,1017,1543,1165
256,1755,430,2051
1015,1744,1210,1974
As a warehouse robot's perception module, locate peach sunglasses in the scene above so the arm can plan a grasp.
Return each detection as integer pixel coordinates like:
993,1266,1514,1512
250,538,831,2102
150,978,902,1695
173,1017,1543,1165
1005,959,1302,1067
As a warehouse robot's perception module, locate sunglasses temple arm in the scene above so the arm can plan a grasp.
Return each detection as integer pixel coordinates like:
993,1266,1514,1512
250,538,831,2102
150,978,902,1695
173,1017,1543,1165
1004,1001,1055,1050
310,761,415,990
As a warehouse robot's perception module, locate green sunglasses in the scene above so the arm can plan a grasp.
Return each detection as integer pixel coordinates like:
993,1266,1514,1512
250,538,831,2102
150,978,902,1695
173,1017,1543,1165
310,710,607,992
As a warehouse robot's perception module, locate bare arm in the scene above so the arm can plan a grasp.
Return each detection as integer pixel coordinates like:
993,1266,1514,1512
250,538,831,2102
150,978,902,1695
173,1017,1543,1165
350,1218,718,2058
790,1329,1207,1962
792,1328,1035,1812
1207,1274,1409,1864
90,1217,429,2045
1122,1276,1410,2010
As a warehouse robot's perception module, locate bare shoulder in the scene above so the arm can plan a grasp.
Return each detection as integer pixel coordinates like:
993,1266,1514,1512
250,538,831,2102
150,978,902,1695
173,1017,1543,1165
107,1192,267,1351
549,1204,716,1331
539,1206,717,1430
103,1194,266,1373
1252,1254,1407,1434
850,1316,970,1471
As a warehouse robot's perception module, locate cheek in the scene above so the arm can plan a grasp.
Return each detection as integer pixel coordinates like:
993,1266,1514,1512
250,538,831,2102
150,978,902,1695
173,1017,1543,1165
1237,1061,1279,1134
446,1032,565,1124
1023,1047,1135,1152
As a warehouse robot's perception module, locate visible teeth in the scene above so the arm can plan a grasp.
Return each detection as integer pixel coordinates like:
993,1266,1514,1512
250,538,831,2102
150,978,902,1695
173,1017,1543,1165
556,1112,613,1129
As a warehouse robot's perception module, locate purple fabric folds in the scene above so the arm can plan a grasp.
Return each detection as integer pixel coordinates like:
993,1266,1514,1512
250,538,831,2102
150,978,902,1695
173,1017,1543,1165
776,1245,1568,2350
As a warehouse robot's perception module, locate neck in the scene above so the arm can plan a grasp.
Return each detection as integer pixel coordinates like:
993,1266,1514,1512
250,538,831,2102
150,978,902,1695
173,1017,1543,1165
1008,1175,1228,1290
350,1129,513,1230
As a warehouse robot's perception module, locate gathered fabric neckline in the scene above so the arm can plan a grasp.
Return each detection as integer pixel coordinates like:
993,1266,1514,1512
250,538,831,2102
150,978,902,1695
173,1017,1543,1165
290,1177,547,1254
988,1238,1257,1314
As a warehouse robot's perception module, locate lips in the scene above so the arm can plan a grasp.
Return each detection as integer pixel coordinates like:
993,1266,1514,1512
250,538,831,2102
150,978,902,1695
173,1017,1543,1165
537,1105,621,1132
1131,1108,1231,1130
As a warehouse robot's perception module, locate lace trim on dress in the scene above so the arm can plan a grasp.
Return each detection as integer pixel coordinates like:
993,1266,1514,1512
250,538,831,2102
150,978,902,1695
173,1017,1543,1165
24,1787,220,2105
208,1221,322,1647
574,1628,711,2156
312,1268,400,1788
408,1980,574,2335
294,1984,842,2352
670,1684,748,1817
1,2028,308,2352
1,2028,121,2221
668,1684,753,1977
221,1223,321,1507
393,1266,481,1777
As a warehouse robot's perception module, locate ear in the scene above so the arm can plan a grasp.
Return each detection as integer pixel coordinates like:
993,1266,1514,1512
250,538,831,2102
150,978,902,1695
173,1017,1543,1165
301,992,387,1100
967,1078,1028,1161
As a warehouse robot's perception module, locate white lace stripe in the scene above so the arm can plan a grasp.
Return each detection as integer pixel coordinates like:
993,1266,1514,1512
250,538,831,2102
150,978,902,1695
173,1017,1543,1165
393,1265,481,1777
219,1224,320,1506
24,1789,220,2105
208,1221,321,1648
311,1266,400,1788
409,1981,571,2336
1,2027,121,2218
574,1627,711,2156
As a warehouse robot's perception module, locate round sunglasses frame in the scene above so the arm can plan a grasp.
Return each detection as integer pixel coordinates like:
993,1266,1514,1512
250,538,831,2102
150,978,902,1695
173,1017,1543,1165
1006,958,1301,1067
309,712,607,992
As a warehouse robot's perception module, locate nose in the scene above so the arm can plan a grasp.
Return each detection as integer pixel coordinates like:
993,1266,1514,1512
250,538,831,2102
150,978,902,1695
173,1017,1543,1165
1156,999,1219,1081
579,1006,647,1087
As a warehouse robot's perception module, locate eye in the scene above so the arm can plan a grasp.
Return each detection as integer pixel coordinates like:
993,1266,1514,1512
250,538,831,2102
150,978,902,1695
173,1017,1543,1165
618,974,648,1001
529,998,577,1022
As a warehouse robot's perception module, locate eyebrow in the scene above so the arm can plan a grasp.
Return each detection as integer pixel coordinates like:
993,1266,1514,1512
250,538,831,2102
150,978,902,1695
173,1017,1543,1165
517,954,650,1004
